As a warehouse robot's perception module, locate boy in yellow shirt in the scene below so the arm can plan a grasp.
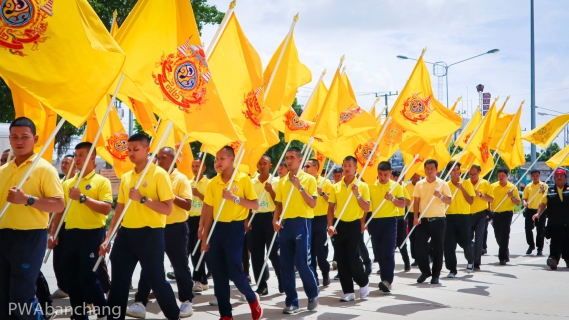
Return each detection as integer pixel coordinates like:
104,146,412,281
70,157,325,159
522,170,548,255
391,170,411,271
469,165,494,270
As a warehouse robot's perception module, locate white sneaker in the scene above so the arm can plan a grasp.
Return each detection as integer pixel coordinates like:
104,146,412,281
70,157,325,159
359,284,369,299
466,264,474,273
447,272,456,278
192,282,203,293
340,293,355,302
125,302,146,319
179,301,193,318
50,288,68,299
209,298,218,306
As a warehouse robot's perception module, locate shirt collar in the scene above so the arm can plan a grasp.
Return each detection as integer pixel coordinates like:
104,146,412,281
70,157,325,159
9,153,38,169
215,170,243,185
285,170,305,182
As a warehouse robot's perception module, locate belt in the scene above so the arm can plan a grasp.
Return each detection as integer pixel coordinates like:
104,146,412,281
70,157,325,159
422,217,445,221
395,216,405,220
495,211,513,214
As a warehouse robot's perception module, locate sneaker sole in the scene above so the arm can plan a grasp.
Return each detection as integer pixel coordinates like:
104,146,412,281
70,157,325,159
125,311,145,319
180,311,193,318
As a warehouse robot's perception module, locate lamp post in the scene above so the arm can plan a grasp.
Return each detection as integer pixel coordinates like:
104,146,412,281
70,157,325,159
397,49,499,109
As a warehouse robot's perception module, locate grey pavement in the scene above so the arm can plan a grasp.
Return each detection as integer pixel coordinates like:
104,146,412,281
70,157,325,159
42,213,569,319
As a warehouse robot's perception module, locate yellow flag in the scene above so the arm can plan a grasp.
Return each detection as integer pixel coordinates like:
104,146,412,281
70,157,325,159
546,144,569,169
401,136,451,180
0,0,125,128
85,99,133,178
489,111,515,151
462,102,497,177
111,10,119,36
150,120,176,153
499,106,525,169
522,114,569,149
389,53,462,142
121,97,157,137
263,18,311,119
114,0,239,147
456,111,482,149
339,72,377,139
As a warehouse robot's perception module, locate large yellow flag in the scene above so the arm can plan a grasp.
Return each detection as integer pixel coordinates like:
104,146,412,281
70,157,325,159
0,0,125,128
462,102,497,177
489,111,515,151
339,72,377,139
149,120,195,178
389,52,462,141
114,0,239,146
546,144,569,169
499,106,525,169
110,10,119,36
522,114,569,149
400,136,451,180
456,111,482,149
263,16,311,119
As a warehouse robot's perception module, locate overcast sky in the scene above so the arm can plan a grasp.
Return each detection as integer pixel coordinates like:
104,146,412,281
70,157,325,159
200,0,569,153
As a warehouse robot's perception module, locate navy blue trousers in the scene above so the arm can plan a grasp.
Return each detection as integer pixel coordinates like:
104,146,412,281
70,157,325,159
368,218,397,283
444,214,474,273
136,222,194,304
248,212,281,290
310,215,330,279
0,229,46,319
108,227,179,320
186,216,208,285
53,223,68,292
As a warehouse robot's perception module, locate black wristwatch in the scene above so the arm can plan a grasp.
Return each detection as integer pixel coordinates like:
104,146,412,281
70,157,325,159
320,191,326,196
79,194,87,204
25,196,35,206
140,196,147,204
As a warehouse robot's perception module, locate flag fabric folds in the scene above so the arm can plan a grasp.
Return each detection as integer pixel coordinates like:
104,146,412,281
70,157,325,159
522,114,569,149
546,144,569,169
499,106,525,170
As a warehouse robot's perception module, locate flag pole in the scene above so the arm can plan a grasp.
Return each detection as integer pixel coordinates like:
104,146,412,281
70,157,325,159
194,142,246,270
325,116,393,244
205,0,236,57
167,134,189,174
484,105,521,180
255,136,314,286
48,158,77,229
189,147,209,256
263,13,299,101
93,121,174,271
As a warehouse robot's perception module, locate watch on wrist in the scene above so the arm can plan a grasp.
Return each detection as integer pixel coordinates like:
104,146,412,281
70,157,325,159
234,196,241,204
25,196,35,206
299,186,305,192
79,194,87,204
356,195,362,200
140,196,147,204
439,195,445,200
320,191,326,196
391,197,396,203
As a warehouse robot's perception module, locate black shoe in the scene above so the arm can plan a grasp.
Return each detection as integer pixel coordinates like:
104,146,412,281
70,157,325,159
255,286,269,296
537,250,543,256
474,264,481,270
482,249,487,255
417,273,431,283
547,257,558,270
364,261,372,276
376,269,381,275
411,260,418,266
499,260,506,265
322,277,331,286
430,278,440,285
526,246,534,255
404,263,411,272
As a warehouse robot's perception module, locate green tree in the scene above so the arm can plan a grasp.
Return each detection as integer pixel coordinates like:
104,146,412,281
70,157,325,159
525,142,561,162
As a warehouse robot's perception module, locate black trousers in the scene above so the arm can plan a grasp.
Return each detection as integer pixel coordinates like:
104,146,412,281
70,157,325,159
493,211,513,261
407,215,417,260
415,218,446,278
248,212,281,290
53,222,68,292
368,218,397,283
310,215,330,279
396,217,410,266
470,210,487,266
335,220,369,293
444,214,474,273
359,233,371,265
186,216,208,285
549,225,569,262
36,271,52,317
525,209,546,251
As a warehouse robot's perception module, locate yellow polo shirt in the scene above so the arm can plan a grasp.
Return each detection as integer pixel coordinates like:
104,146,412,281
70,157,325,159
314,176,333,217
118,163,174,228
397,185,410,217
470,179,492,213
413,177,451,218
447,179,475,214
523,182,548,210
405,182,416,213
0,154,64,230
64,171,113,229
369,180,404,218
166,169,193,224
188,176,209,217
204,171,257,222
489,181,520,212
252,175,279,213
329,177,370,222
275,170,317,219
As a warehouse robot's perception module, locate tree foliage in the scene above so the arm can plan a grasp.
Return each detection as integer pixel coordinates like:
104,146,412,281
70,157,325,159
525,142,561,162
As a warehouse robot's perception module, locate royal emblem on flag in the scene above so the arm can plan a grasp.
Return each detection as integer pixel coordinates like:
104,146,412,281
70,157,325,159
463,132,473,144
153,39,210,112
478,142,490,163
384,123,406,146
0,0,54,56
242,86,263,128
105,130,128,161
339,105,363,125
415,157,425,164
401,93,433,124
354,140,379,168
229,141,241,155
283,109,310,131
530,123,552,144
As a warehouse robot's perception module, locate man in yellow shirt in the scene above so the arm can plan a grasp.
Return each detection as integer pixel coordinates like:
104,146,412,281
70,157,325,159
277,161,288,179
47,142,112,319
127,147,195,318
445,162,475,277
249,155,282,295
412,159,451,284
0,117,64,319
469,165,494,270
273,147,319,314
523,170,548,255
305,158,332,286
99,133,180,320
199,146,262,320
532,168,569,270
391,170,411,272
368,162,405,293
327,156,370,301
0,149,11,166
489,167,521,265
186,157,210,292
405,174,421,267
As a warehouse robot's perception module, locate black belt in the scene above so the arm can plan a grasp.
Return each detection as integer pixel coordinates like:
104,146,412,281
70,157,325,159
395,216,405,220
495,211,513,214
422,217,445,221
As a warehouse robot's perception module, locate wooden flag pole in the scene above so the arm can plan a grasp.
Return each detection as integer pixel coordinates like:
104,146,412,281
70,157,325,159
167,134,189,174
189,147,209,256
47,158,77,229
205,0,236,57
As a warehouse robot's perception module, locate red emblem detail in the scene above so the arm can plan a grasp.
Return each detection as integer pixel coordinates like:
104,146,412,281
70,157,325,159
339,105,363,125
354,140,379,167
105,130,128,161
478,142,490,163
284,109,310,131
463,132,473,144
242,87,263,128
400,93,434,124
414,157,425,164
384,122,406,146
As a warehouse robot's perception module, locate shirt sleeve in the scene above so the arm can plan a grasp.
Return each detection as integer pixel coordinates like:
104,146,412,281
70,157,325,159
323,180,332,195
40,165,64,199
413,182,421,198
243,177,258,201
177,176,193,200
513,185,521,200
400,185,409,200
464,181,475,197
156,171,174,202
541,193,548,204
328,186,337,204
62,179,71,205
441,182,452,197
117,177,126,204
98,177,114,203
306,176,318,198
523,186,529,200
203,181,215,206
361,183,370,202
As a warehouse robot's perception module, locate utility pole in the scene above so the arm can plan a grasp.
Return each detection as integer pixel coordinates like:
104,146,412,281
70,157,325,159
376,91,399,119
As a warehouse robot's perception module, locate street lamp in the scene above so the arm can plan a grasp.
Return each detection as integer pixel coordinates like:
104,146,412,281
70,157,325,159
397,49,500,109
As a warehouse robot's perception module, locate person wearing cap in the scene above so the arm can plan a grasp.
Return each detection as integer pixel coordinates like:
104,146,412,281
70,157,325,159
523,170,548,256
532,168,569,270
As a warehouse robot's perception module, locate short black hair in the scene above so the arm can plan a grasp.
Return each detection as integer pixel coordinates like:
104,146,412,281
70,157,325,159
261,154,272,161
308,158,320,168
2,149,10,153
221,145,235,157
160,146,176,158
497,167,509,175
75,142,96,156
446,161,461,171
286,147,302,158
471,165,481,172
63,154,74,159
424,159,438,169
278,162,287,167
377,161,391,171
128,133,151,146
332,168,343,174
530,169,540,175
392,170,401,177
10,117,36,136
343,156,357,165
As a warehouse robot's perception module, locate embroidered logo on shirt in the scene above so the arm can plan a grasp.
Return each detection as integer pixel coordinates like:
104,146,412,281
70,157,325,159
86,184,92,190
22,263,30,269
142,181,148,188
233,185,238,192
89,253,95,258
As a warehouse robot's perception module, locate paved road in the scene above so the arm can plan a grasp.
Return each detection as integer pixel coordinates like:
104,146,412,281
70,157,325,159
43,212,569,319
